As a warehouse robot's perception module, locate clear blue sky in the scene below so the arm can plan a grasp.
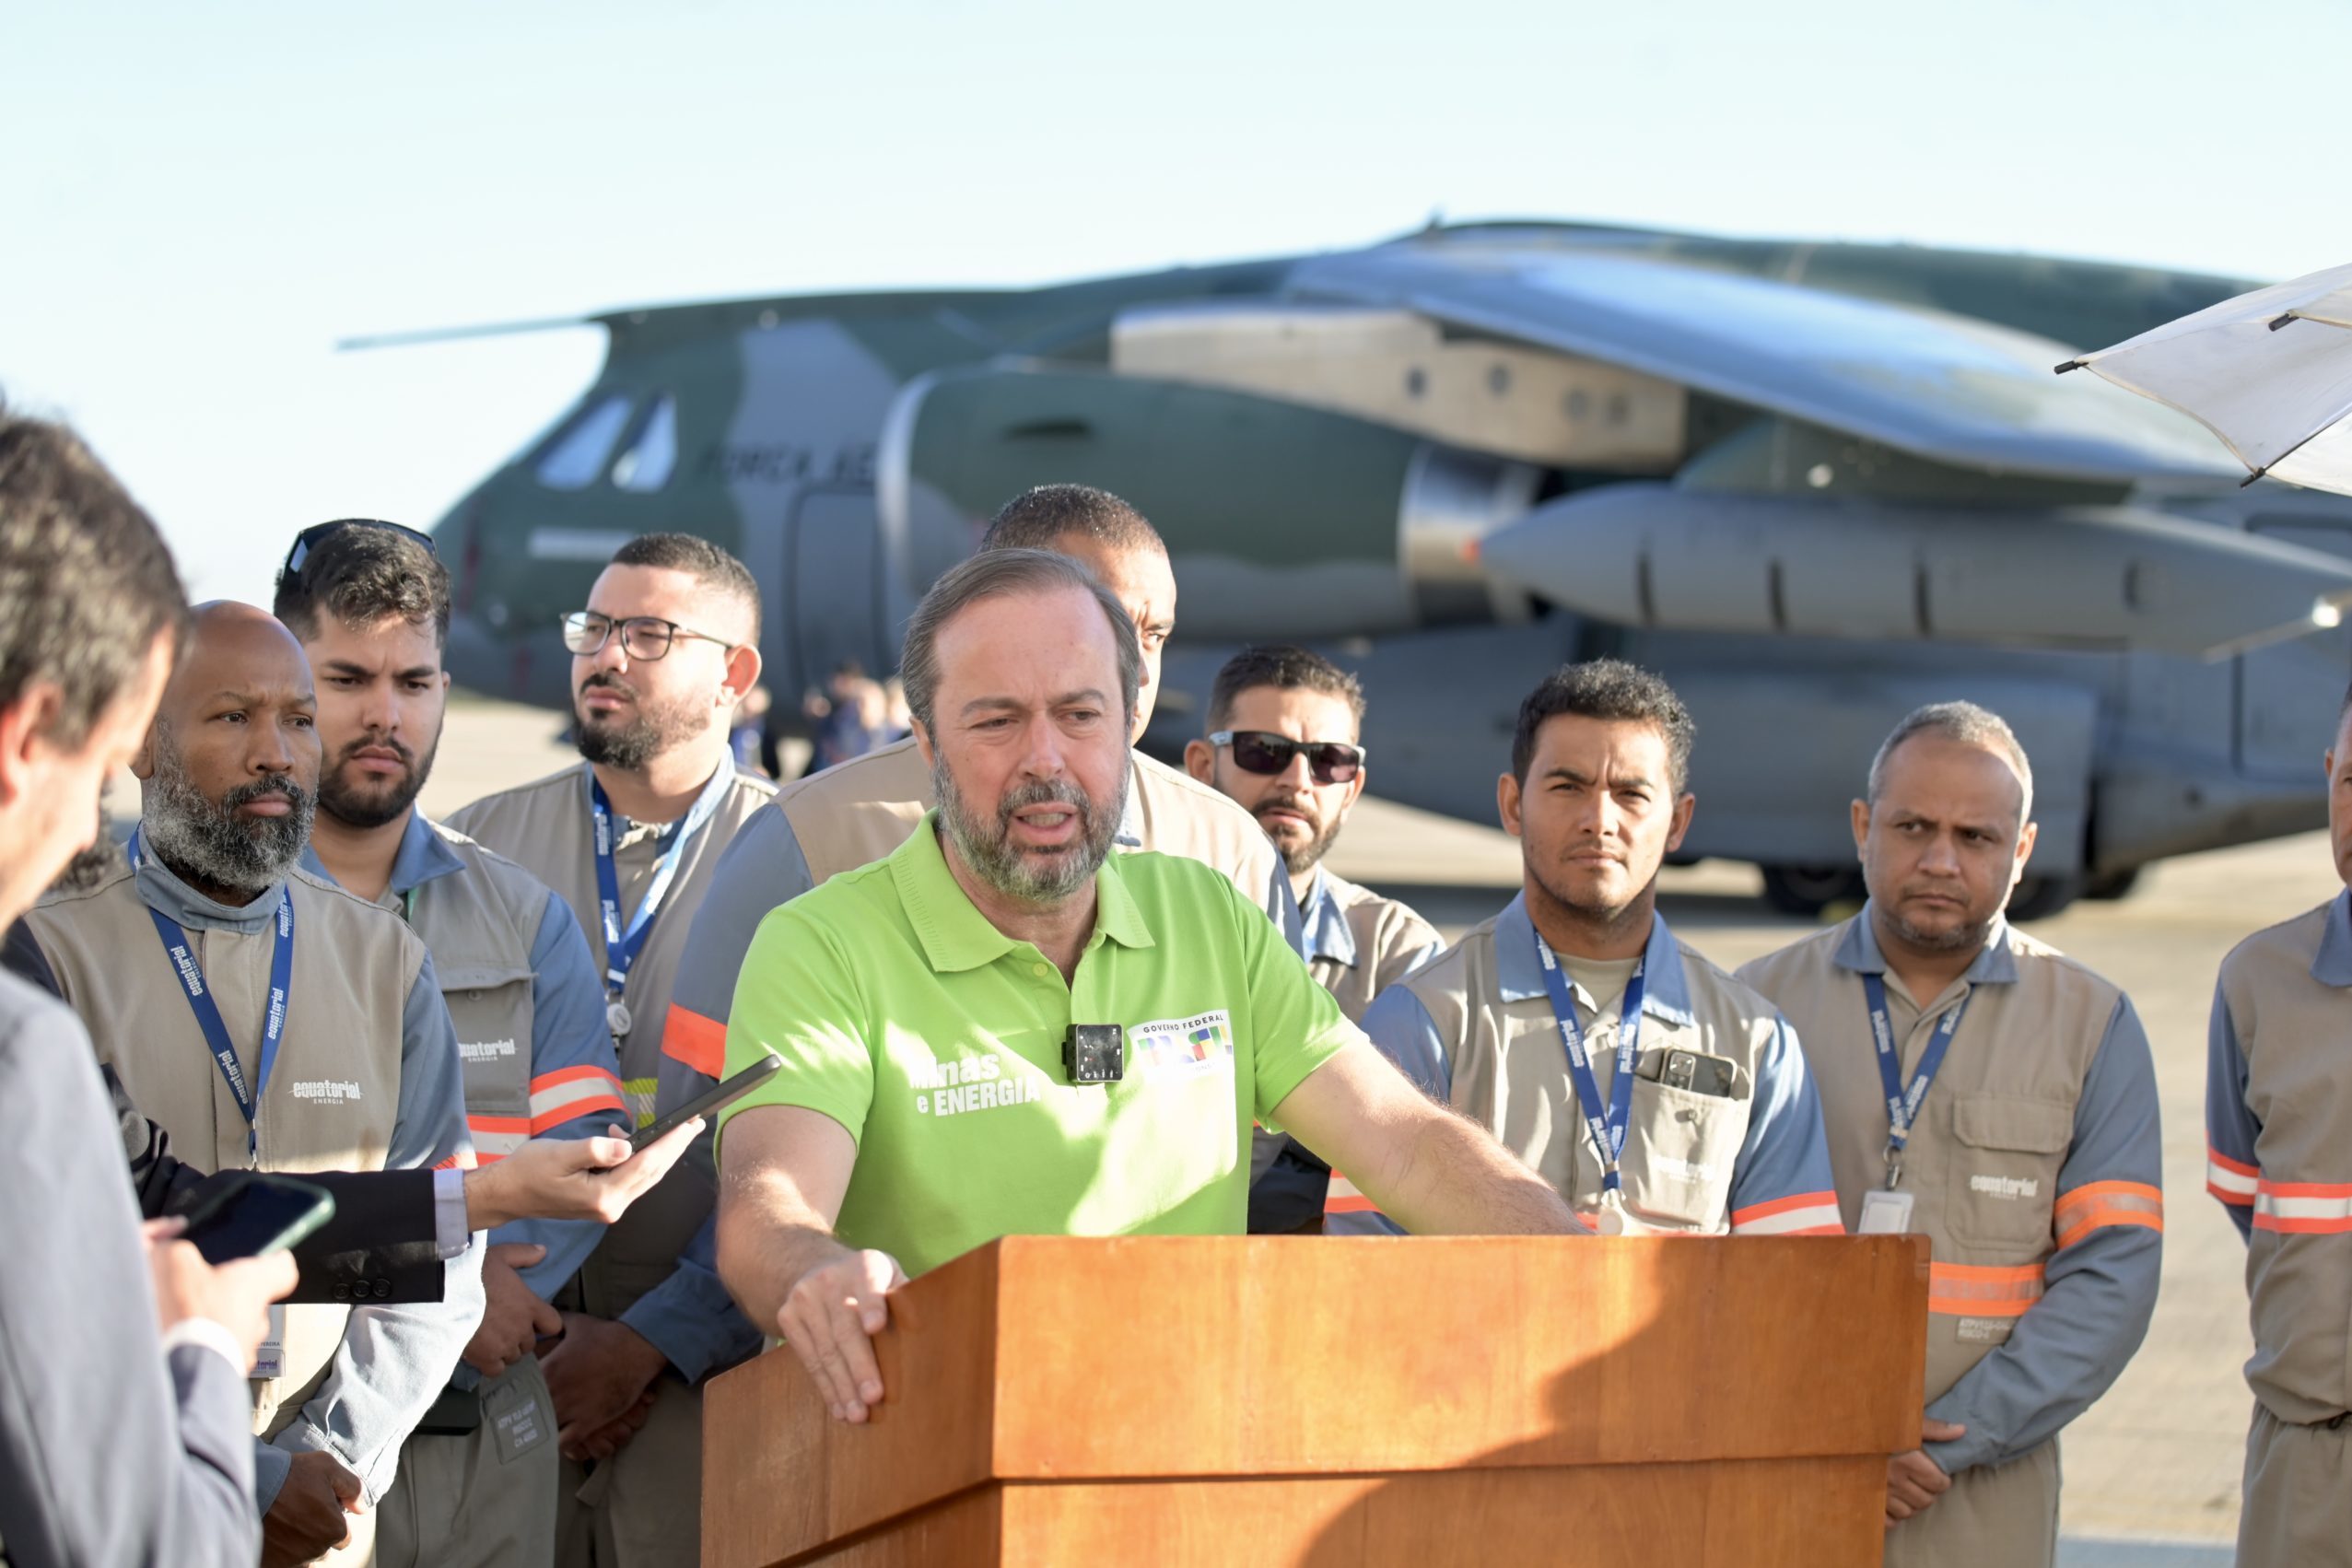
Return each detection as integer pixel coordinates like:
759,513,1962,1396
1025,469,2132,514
5,0,2340,606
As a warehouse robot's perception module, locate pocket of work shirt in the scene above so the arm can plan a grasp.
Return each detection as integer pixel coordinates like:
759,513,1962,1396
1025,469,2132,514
443,965,538,1117
1946,1094,2072,1246
1618,1079,1748,1229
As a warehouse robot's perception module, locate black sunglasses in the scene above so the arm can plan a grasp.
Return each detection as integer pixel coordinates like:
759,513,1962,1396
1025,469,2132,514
283,519,438,578
1210,730,1366,785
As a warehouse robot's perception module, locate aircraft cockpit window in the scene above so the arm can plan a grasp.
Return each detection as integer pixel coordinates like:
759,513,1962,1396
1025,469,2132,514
612,395,678,493
534,394,635,490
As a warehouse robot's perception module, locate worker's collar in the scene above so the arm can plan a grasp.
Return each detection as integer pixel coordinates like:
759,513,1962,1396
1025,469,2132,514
131,835,291,935
575,755,734,849
1491,892,1696,1025
1834,900,2019,987
298,811,466,905
2311,889,2352,988
1299,866,1358,970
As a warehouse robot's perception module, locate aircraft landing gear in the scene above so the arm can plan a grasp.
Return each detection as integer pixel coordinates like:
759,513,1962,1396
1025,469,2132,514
1758,864,1866,917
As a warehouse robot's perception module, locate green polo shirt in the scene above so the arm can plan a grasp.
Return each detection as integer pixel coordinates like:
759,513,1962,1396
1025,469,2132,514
717,811,1356,1275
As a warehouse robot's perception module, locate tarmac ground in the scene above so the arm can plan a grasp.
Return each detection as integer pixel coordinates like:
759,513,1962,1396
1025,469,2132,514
393,694,2315,1560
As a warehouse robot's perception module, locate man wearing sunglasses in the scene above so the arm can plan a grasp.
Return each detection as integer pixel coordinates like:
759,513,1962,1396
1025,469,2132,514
274,521,642,1568
1185,645,1443,1232
1335,660,1843,1247
659,485,1300,1228
448,534,774,1568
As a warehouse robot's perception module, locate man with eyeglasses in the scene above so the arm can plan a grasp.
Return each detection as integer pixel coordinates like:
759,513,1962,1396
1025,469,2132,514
448,533,773,1568
659,484,1300,1229
1185,645,1442,1232
274,521,647,1568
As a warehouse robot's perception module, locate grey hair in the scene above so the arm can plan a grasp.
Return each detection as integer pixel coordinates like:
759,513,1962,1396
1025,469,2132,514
899,548,1141,733
1866,701,2034,821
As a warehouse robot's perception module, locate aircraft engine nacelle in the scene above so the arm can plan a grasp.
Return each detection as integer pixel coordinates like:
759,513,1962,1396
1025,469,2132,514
876,366,1544,640
1478,485,2352,659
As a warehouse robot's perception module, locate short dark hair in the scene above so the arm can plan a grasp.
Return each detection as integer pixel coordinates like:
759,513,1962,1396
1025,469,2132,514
0,401,187,746
979,485,1165,559
900,549,1140,733
1207,645,1365,736
1511,659,1695,791
273,521,451,647
610,532,761,642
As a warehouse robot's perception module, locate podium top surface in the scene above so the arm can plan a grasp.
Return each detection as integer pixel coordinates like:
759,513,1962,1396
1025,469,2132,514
705,1235,1927,1567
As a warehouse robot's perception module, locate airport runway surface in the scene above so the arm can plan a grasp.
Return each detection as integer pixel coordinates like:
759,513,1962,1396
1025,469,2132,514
397,695,2311,1555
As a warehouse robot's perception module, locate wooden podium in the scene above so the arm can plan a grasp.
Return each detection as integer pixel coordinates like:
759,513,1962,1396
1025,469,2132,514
705,1235,1927,1567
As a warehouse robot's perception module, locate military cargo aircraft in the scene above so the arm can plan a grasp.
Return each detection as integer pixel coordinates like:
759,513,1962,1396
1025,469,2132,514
382,221,2352,918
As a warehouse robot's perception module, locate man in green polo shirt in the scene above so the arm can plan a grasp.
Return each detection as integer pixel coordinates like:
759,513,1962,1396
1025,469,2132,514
715,547,1583,1422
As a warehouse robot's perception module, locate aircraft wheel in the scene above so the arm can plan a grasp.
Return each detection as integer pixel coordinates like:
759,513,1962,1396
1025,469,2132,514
2083,866,2142,901
1759,864,1866,917
2007,875,2083,922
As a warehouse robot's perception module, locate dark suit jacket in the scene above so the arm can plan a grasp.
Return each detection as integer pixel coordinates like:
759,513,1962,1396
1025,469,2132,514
5,919,447,1305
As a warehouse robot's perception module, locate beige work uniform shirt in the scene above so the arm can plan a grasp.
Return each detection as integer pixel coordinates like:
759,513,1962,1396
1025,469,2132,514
1330,894,1842,1236
448,758,774,1327
1738,907,2163,1488
2210,893,2352,1425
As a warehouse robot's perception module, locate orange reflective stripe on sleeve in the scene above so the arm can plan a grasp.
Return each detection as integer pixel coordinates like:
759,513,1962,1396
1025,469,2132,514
662,1004,728,1081
2253,1179,2352,1235
2206,1146,2259,1207
1729,1191,1845,1236
2053,1179,2164,1249
527,1063,626,1131
1925,1261,2045,1318
1323,1169,1377,1215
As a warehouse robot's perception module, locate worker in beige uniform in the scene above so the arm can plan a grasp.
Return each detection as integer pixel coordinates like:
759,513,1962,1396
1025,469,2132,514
2207,690,2352,1568
1342,660,1843,1241
448,534,774,1568
1738,702,2163,1567
1183,644,1442,1231
277,521,638,1568
16,603,485,1568
658,484,1302,1231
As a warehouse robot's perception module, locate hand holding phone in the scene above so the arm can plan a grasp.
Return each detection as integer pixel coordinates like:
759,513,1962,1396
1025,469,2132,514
144,1218,298,1368
630,1052,784,1151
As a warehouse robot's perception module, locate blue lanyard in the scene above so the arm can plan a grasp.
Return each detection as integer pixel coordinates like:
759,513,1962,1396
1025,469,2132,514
1862,973,1970,1183
130,832,295,1160
588,778,715,1002
1533,931,1646,1193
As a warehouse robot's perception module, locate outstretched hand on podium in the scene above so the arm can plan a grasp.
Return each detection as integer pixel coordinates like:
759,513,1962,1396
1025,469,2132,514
779,1247,910,1423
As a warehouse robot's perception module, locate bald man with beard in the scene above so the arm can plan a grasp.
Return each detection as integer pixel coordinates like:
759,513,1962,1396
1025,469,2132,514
15,602,482,1568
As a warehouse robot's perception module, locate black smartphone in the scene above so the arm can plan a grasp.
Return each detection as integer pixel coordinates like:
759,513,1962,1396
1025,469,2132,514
178,1174,336,1264
628,1051,785,1150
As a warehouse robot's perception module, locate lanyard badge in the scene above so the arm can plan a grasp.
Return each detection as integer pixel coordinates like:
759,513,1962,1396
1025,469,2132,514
132,831,296,1162
588,777,717,1038
1861,972,1970,1192
1533,931,1646,1212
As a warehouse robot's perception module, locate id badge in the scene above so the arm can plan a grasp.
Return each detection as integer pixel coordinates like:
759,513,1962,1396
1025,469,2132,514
252,1304,286,1381
486,1377,551,1466
1857,1188,1915,1235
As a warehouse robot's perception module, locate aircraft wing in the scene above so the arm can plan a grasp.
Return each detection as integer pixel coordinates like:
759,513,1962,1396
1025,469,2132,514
1286,241,2241,485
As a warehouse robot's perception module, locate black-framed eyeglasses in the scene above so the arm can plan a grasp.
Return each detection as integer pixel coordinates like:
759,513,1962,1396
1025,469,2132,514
282,519,437,579
561,610,735,661
1210,730,1366,785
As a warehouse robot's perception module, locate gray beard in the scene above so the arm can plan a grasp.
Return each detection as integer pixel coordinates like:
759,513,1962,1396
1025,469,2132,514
931,755,1125,907
141,732,314,897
